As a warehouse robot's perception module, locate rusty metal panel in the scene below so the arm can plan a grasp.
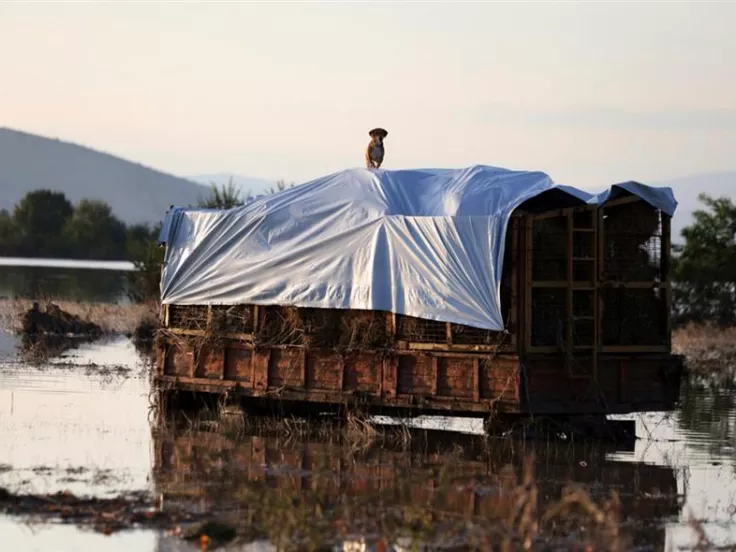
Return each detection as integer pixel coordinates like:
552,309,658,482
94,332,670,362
224,345,254,384
164,343,194,377
253,349,270,391
305,351,343,391
437,357,476,399
343,352,382,394
397,354,434,396
268,348,306,389
195,346,225,379
382,355,397,398
479,356,519,402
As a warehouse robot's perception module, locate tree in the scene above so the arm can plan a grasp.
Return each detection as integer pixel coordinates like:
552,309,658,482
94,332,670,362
0,209,19,255
196,177,244,209
673,193,736,326
63,199,127,260
126,223,159,259
13,190,74,256
126,222,165,302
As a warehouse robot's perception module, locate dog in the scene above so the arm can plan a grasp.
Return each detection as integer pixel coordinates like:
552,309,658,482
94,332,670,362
365,127,388,169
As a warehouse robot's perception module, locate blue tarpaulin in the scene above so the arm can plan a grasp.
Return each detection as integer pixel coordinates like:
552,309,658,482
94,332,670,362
158,165,677,331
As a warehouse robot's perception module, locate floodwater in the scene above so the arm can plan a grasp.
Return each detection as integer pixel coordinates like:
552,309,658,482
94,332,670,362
1,261,736,550
0,258,133,304
0,333,735,551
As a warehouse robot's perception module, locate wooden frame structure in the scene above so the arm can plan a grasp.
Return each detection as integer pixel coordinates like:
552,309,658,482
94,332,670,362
154,193,683,419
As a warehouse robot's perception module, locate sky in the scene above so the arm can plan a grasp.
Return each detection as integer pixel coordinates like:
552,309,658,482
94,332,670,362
1,1,735,189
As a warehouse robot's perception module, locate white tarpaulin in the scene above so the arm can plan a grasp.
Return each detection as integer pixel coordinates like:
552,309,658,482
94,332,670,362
158,165,677,331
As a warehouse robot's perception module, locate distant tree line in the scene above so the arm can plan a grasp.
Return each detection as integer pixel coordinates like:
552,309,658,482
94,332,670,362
0,180,297,261
0,189,161,261
0,181,296,301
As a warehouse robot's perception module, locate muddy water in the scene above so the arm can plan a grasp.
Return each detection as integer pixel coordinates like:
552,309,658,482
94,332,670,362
1,334,735,551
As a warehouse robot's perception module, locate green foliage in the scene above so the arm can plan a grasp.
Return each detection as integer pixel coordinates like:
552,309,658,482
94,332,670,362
13,189,74,256
63,199,128,260
125,222,164,302
197,178,245,209
1,177,296,303
0,190,165,302
0,209,19,255
195,177,296,210
673,193,736,326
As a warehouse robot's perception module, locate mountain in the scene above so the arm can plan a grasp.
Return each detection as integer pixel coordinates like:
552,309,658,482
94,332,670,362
0,128,208,226
189,173,275,197
651,172,736,242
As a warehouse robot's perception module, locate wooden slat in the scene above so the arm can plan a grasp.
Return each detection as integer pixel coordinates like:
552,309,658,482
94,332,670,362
528,203,597,221
566,212,573,377
252,305,260,333
406,342,501,353
156,374,516,413
592,206,599,381
597,206,605,381
599,194,643,208
472,358,480,401
524,218,533,351
509,216,518,347
165,327,255,341
662,214,672,351
599,281,671,289
382,355,396,398
600,345,670,353
531,281,597,289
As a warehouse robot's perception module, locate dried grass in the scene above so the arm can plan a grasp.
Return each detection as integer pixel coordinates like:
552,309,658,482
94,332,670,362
674,323,736,386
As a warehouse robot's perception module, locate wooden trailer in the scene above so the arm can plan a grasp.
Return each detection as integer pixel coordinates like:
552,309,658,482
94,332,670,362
154,190,683,420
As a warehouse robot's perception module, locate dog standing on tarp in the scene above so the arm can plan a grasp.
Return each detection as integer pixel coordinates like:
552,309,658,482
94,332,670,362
365,128,388,169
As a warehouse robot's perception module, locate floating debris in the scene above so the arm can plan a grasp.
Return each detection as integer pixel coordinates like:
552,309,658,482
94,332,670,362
22,302,103,338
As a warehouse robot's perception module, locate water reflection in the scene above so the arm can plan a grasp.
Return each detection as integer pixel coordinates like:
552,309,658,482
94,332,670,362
0,335,152,498
0,263,130,303
0,334,736,550
150,419,678,550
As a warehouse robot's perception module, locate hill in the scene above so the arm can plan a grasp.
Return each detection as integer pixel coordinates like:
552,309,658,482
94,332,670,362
652,172,736,242
0,128,208,226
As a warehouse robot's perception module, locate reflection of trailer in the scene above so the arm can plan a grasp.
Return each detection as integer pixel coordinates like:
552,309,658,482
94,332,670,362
152,426,679,549
154,167,683,421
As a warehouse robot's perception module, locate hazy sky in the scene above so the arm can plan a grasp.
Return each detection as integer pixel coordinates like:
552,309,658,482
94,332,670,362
1,2,734,188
